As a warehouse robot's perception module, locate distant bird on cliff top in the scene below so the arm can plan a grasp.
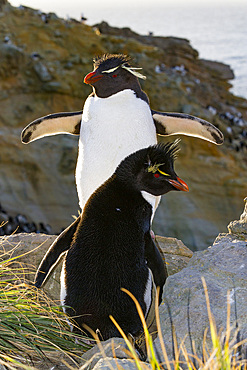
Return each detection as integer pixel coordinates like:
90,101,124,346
34,141,189,357
21,54,223,211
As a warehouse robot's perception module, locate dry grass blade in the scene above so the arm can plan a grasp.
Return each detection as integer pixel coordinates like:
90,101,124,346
121,287,161,369
155,286,172,370
109,315,143,370
0,249,92,368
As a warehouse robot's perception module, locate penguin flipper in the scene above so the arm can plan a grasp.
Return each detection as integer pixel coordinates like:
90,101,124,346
151,110,224,145
35,216,80,288
144,233,167,304
21,111,83,144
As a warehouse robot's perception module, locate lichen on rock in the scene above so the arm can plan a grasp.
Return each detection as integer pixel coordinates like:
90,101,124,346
228,197,247,235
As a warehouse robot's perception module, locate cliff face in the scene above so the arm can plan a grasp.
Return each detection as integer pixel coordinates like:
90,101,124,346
0,1,246,249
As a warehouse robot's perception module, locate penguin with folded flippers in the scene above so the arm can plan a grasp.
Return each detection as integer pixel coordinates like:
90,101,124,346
34,140,189,353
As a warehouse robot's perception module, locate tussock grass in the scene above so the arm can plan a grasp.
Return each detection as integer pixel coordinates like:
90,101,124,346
0,246,92,369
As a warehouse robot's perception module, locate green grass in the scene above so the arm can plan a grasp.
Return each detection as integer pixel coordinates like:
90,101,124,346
0,249,92,368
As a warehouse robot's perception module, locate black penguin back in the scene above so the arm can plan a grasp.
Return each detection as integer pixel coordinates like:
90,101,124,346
63,141,185,339
64,178,151,338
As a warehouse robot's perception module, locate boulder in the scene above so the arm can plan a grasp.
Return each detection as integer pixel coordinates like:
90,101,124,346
89,358,151,370
80,338,130,370
80,338,152,370
155,198,247,362
228,196,247,235
200,59,234,80
155,235,193,275
0,0,7,10
0,233,60,302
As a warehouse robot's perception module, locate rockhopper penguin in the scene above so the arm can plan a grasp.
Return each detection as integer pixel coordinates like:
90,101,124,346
21,54,223,212
34,140,189,355
22,54,223,301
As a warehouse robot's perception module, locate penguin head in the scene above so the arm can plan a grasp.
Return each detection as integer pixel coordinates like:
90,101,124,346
84,54,146,98
115,140,189,196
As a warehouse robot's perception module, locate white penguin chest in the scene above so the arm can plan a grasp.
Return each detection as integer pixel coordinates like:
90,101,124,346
76,90,157,209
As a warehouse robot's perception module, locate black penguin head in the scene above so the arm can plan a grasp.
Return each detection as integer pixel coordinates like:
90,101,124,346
84,54,146,98
115,140,189,196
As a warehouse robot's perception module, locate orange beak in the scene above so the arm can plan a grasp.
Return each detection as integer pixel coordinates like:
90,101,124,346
168,177,189,192
84,70,103,85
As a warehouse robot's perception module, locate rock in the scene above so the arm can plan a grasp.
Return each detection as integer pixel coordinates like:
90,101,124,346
80,338,152,370
0,204,53,235
78,204,247,367
228,197,247,234
91,358,151,370
95,21,199,62
0,43,27,78
0,0,7,10
155,202,247,362
0,233,60,301
200,59,235,80
156,236,193,275
0,211,8,223
33,61,52,82
80,338,129,370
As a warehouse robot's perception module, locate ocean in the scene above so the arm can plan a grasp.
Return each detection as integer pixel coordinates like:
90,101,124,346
80,3,247,100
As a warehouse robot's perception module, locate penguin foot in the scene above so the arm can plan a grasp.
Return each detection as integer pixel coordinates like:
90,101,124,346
150,230,155,240
75,337,96,347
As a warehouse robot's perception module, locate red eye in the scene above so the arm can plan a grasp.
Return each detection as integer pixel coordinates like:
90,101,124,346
112,74,117,78
154,173,160,178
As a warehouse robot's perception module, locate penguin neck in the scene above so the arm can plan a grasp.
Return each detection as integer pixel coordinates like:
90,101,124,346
141,191,156,212
115,165,157,211
87,175,149,220
92,85,149,104
114,177,156,216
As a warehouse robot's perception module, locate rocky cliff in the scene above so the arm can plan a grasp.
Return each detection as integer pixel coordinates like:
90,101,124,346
0,1,246,250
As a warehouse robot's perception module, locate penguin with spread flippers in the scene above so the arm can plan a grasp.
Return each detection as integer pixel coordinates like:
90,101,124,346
23,54,222,304
34,140,189,356
21,54,223,212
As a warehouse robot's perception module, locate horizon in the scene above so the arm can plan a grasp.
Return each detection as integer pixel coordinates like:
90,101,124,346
9,0,247,23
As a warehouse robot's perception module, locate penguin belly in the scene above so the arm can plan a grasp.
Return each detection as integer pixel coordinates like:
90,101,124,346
76,90,157,210
60,259,74,332
60,259,66,311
